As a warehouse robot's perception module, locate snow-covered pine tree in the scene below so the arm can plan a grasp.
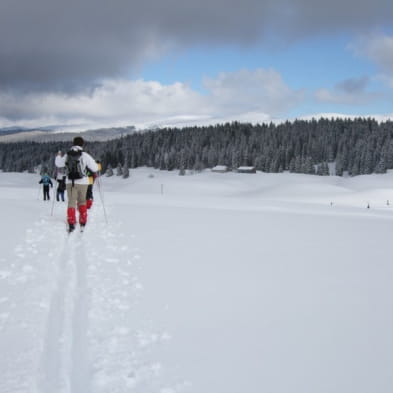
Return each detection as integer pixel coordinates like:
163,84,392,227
105,164,114,177
303,157,316,175
116,163,123,176
317,161,329,176
335,155,344,176
374,158,387,174
122,165,130,178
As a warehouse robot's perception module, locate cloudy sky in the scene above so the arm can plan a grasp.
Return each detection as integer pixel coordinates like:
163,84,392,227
1,0,393,131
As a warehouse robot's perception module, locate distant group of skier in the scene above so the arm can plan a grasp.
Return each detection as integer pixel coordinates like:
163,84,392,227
38,136,102,233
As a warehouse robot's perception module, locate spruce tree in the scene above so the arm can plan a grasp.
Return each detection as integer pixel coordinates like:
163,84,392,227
122,165,130,179
116,163,123,176
105,164,114,177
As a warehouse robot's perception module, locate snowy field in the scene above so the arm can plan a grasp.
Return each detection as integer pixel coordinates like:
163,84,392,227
1,168,393,393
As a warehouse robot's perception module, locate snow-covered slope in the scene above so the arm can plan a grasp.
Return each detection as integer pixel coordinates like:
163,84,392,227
1,169,393,393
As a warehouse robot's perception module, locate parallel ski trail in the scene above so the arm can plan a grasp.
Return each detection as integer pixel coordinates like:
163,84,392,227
36,201,181,393
39,233,73,393
70,237,90,393
39,228,91,393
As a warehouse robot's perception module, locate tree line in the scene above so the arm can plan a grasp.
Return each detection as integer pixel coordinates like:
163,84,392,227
1,117,393,176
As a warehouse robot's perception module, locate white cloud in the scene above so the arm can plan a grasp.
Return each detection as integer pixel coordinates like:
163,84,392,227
0,69,303,130
204,68,304,115
350,33,393,74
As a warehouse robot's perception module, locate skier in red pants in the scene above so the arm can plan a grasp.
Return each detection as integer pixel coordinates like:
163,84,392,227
55,136,99,233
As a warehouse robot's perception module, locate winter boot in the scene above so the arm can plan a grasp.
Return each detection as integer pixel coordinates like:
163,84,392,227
79,204,88,226
67,207,76,232
86,198,93,209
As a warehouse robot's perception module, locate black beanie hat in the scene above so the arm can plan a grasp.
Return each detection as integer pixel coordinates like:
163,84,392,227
73,136,84,147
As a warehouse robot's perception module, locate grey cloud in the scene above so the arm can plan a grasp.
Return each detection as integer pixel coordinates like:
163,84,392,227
315,76,382,106
1,0,393,92
335,76,369,94
351,34,393,74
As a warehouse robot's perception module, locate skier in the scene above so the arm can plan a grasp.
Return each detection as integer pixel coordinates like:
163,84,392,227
56,176,66,202
86,160,102,209
38,173,53,201
56,136,99,232
55,151,66,202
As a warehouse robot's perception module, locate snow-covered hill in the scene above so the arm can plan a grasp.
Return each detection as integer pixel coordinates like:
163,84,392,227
0,125,136,143
1,169,393,393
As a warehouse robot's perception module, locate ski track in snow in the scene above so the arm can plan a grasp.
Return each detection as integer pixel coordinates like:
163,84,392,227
1,201,182,393
70,238,90,393
38,231,91,393
39,237,72,393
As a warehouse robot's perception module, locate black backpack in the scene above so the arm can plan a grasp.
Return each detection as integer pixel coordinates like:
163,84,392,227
66,149,85,182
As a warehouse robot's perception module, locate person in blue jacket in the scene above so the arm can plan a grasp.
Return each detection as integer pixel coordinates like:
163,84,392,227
39,173,53,201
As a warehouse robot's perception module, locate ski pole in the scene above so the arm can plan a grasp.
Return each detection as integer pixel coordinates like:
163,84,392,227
37,184,41,200
50,185,56,216
96,175,108,224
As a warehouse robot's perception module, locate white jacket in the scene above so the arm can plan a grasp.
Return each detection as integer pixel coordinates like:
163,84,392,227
55,146,99,185
54,154,66,180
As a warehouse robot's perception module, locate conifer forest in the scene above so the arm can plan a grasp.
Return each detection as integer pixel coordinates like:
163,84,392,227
1,117,393,177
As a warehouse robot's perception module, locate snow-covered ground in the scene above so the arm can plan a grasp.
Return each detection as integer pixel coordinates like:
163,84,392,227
1,168,393,393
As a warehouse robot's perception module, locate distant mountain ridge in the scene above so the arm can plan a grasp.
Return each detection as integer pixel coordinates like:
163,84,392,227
0,125,137,142
0,126,36,136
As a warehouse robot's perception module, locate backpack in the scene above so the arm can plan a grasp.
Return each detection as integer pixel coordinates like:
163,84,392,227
65,149,85,182
57,178,66,192
41,175,51,185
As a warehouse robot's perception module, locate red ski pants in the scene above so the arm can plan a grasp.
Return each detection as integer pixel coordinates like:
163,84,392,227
66,183,89,225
